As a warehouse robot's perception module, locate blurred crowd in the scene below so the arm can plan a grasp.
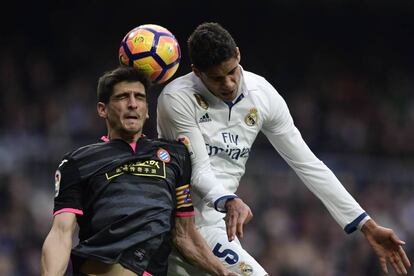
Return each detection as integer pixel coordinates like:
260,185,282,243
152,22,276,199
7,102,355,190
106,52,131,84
1,2,414,275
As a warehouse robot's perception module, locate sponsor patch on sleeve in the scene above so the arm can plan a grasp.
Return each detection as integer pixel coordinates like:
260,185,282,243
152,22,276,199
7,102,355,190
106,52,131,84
54,170,61,197
175,184,193,209
178,135,195,157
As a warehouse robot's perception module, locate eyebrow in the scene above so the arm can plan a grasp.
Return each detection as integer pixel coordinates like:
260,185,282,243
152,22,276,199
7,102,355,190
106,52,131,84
113,91,146,98
207,65,238,78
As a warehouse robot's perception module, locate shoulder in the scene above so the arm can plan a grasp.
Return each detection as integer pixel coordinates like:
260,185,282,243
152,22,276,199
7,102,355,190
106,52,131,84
241,69,292,125
144,137,189,165
243,70,276,92
242,69,286,104
161,72,197,98
158,73,200,114
64,142,106,160
56,142,108,176
149,138,187,154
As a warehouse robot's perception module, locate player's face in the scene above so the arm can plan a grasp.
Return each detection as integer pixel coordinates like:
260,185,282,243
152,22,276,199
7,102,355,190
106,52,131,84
97,81,148,141
194,48,241,102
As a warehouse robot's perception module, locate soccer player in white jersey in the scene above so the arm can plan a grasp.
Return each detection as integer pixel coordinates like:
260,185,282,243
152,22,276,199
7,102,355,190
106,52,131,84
157,22,411,275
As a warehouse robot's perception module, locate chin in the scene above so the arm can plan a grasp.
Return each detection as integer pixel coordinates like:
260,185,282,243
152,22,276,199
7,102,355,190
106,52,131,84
122,126,141,135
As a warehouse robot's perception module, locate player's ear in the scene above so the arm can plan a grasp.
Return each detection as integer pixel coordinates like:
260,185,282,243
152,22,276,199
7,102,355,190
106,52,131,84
192,64,201,78
236,47,241,63
97,102,107,119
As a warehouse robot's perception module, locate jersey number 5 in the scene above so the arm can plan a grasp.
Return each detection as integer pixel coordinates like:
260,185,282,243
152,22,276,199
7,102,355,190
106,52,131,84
212,243,239,265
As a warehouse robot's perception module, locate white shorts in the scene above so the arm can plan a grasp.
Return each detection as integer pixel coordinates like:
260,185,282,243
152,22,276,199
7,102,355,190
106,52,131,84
168,224,268,276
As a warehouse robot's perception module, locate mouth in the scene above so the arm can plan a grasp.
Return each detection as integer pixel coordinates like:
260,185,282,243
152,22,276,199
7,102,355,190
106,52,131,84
221,90,236,99
125,114,138,119
124,114,139,123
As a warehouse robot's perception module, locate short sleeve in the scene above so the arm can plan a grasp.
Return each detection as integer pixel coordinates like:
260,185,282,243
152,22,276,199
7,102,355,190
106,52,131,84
174,146,194,217
53,157,84,216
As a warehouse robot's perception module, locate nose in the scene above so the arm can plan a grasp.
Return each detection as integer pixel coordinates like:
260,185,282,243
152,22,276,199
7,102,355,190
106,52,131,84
222,76,235,91
128,94,138,109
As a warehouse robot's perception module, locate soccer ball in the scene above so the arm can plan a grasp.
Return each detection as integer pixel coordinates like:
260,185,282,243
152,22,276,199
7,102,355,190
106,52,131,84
119,24,181,84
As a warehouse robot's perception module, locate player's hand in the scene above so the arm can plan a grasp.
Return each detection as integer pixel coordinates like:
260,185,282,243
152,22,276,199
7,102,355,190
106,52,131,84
216,268,241,276
362,219,411,275
224,198,253,242
222,271,241,276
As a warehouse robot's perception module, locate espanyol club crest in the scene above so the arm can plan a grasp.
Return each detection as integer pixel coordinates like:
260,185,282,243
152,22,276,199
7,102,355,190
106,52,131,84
157,148,171,163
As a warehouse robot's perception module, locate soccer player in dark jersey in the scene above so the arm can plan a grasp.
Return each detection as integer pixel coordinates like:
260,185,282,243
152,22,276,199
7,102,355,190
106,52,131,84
40,66,239,276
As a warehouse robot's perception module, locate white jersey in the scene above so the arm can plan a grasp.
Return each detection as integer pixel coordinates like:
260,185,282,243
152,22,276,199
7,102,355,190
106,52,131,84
157,67,369,232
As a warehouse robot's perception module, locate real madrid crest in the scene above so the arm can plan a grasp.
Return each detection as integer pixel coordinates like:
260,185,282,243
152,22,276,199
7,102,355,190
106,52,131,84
245,107,258,126
239,261,253,275
194,94,209,110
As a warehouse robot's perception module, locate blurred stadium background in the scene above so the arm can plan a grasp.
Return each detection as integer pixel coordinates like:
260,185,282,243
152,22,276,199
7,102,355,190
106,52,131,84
1,1,413,275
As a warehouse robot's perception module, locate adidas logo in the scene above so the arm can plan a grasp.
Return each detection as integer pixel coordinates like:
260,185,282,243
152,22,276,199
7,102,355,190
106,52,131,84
199,113,212,123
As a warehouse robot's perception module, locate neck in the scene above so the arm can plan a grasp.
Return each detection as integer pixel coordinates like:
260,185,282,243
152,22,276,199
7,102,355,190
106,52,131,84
107,130,141,143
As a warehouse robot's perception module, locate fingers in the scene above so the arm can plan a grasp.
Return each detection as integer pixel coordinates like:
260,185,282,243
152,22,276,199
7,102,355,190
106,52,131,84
236,210,247,239
224,199,253,242
379,257,388,274
386,245,411,275
245,208,253,224
389,254,402,275
235,206,253,239
389,233,411,274
390,232,406,246
390,251,407,275
398,245,412,269
224,212,237,242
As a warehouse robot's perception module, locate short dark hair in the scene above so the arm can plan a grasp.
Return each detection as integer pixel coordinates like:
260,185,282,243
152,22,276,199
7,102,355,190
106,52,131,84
188,22,238,71
97,66,151,103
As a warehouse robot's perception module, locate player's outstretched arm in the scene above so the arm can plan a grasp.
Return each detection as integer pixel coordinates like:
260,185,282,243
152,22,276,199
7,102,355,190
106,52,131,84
224,198,253,241
361,219,411,275
173,216,240,276
41,212,77,276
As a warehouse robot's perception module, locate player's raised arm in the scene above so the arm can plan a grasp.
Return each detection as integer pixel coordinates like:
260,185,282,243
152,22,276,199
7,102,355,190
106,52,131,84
41,212,77,276
260,79,411,274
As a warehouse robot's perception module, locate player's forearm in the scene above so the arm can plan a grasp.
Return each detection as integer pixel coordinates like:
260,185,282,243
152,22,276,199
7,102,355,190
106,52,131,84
41,228,73,276
174,233,230,275
192,166,237,209
268,127,366,230
41,213,76,276
173,217,230,276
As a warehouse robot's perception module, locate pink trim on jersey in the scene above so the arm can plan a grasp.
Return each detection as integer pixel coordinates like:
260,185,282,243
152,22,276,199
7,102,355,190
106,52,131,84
175,211,195,217
100,135,144,153
53,208,84,216
143,271,153,276
101,135,136,152
129,142,137,152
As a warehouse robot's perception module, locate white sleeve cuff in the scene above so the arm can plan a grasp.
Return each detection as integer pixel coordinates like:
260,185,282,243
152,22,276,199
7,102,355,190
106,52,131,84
357,215,371,230
213,195,239,213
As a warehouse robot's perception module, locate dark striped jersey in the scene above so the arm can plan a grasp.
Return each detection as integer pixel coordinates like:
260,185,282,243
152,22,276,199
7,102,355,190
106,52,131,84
52,137,193,275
